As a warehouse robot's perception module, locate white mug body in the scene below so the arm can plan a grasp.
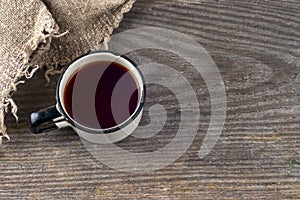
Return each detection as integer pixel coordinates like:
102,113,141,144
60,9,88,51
29,51,145,144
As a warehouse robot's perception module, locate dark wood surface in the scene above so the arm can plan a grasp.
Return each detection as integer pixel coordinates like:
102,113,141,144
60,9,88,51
1,0,300,199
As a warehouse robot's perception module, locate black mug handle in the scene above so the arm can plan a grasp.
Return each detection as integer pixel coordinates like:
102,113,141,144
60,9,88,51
29,105,65,134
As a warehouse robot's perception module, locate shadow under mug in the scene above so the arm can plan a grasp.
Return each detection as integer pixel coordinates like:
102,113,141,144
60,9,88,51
29,51,146,144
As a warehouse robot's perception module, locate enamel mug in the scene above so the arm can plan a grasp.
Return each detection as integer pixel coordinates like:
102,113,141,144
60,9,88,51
29,51,145,144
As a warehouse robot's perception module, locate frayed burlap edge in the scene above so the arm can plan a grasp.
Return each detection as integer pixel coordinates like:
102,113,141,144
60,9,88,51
0,8,67,144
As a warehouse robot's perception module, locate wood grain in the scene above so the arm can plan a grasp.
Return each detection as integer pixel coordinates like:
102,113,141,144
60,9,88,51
1,0,300,199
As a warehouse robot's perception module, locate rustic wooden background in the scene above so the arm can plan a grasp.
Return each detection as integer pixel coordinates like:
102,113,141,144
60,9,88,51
1,0,300,199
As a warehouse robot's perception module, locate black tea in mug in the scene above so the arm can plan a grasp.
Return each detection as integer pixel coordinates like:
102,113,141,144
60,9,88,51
63,61,140,129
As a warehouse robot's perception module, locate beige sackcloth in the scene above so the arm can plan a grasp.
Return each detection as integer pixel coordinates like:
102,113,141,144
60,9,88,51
0,0,136,143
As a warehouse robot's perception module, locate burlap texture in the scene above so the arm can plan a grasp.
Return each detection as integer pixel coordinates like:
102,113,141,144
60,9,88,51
0,0,135,143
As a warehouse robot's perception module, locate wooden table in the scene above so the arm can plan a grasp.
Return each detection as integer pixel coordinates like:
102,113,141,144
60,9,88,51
1,0,300,199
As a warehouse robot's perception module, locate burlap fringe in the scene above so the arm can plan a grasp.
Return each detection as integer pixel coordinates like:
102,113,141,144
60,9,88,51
0,19,68,144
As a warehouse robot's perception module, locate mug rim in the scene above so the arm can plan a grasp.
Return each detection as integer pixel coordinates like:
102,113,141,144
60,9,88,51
56,50,146,134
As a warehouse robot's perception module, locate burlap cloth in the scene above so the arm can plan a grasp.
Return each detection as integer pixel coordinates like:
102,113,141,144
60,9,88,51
0,0,136,143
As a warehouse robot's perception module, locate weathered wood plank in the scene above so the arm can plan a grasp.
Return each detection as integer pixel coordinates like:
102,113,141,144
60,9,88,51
0,0,300,199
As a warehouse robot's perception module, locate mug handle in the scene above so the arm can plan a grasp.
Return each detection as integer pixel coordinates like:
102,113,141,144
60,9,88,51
29,105,68,134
